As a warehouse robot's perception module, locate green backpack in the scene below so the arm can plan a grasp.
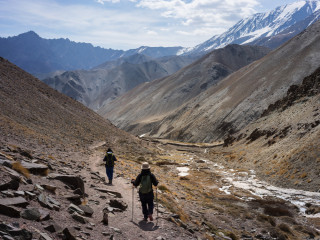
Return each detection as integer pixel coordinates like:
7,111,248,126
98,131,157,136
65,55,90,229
140,175,152,194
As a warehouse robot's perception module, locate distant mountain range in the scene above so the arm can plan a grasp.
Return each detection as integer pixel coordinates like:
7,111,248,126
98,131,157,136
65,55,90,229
43,53,199,110
100,20,320,143
0,31,183,75
183,0,320,55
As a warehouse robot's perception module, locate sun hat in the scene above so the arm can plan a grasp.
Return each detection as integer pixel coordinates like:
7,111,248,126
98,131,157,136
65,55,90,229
141,162,150,170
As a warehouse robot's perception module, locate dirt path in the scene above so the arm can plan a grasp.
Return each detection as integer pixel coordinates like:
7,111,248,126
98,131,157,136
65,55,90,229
87,150,196,240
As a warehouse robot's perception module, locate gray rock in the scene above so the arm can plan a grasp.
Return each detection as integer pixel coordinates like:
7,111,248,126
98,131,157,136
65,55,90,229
63,228,77,240
65,194,82,205
0,178,19,191
44,222,63,233
71,212,88,224
78,205,94,217
0,196,28,207
0,204,20,217
39,232,53,240
38,193,60,210
41,184,56,193
49,174,85,194
0,159,12,168
95,188,122,198
39,209,50,221
7,228,32,240
20,160,48,175
109,199,128,211
102,209,108,225
21,207,41,221
68,203,85,215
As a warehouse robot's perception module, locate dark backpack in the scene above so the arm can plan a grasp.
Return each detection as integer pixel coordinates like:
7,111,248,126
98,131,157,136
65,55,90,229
139,175,152,194
105,153,114,167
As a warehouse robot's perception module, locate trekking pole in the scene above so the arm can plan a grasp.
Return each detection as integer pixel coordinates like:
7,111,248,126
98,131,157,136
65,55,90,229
156,186,159,220
131,186,134,222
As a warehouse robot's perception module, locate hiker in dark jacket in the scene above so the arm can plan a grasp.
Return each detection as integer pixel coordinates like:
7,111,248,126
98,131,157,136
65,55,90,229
103,148,117,185
131,162,159,221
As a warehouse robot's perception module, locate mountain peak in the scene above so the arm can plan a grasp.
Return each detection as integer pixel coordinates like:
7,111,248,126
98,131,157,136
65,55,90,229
183,0,320,55
18,31,40,38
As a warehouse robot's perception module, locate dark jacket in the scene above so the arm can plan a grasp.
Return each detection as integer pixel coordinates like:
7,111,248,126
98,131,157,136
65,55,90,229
103,151,117,167
132,169,158,192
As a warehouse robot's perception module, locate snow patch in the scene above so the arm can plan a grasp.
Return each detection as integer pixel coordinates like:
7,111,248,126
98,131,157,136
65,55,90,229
177,167,190,177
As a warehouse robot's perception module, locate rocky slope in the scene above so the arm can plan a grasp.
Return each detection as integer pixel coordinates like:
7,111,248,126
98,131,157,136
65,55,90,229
220,66,320,192
43,54,199,110
106,19,320,143
0,58,319,240
99,44,270,134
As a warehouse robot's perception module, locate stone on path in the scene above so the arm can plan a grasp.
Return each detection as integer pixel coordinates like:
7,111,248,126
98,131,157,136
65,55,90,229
21,207,41,221
78,205,94,217
109,199,128,211
95,188,122,198
71,212,88,224
0,204,21,217
0,196,28,208
63,228,77,240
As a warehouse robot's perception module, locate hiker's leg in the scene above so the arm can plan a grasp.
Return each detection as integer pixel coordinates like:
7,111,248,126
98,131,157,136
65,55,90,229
139,192,148,219
147,191,154,215
106,167,113,182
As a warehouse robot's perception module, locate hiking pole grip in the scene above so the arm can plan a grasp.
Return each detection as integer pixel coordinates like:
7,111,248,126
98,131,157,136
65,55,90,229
131,186,134,222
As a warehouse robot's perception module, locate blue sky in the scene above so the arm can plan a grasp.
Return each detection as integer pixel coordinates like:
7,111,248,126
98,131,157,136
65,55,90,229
0,0,304,50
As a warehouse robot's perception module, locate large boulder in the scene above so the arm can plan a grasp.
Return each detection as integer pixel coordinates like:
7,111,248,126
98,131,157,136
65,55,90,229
20,161,48,175
0,204,21,218
0,197,28,208
49,174,85,194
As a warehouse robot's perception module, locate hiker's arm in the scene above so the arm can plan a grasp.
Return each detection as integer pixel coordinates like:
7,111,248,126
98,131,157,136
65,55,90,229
151,174,159,186
113,155,117,162
103,156,107,162
132,174,142,187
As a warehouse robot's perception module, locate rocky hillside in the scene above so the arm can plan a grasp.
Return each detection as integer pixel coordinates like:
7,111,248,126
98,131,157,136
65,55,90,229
220,66,320,192
106,19,320,143
99,44,270,134
0,57,140,156
43,53,198,110
0,57,319,240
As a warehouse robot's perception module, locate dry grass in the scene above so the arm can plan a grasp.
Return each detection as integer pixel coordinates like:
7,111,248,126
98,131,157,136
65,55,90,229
12,161,30,179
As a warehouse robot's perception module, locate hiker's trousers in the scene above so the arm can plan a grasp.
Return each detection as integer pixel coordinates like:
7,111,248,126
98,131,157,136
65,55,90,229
105,166,114,181
139,191,154,218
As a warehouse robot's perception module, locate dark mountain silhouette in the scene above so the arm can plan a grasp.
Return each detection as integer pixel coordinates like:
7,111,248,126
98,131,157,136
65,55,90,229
0,31,183,76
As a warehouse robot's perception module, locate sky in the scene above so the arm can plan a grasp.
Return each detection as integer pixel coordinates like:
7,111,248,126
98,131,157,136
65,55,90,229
0,0,304,50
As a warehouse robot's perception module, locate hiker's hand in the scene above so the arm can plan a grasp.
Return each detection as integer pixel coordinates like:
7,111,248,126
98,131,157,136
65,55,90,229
131,179,135,184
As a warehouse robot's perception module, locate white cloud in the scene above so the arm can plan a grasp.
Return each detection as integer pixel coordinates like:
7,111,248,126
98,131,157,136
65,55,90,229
0,0,269,49
96,0,120,4
135,0,259,27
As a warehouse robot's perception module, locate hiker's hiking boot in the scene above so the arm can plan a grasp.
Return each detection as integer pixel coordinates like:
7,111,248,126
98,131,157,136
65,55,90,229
148,214,153,221
143,216,148,221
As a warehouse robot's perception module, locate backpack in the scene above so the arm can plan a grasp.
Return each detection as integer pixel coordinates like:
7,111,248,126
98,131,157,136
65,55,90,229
105,153,114,167
139,175,152,194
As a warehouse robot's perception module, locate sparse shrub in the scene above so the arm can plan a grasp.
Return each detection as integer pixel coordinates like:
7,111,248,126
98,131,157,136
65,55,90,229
136,156,146,162
12,161,30,179
278,223,292,234
158,185,170,192
300,172,307,178
227,232,238,240
264,206,292,217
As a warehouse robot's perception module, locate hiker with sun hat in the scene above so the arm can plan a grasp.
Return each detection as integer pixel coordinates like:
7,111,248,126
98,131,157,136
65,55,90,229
131,162,159,221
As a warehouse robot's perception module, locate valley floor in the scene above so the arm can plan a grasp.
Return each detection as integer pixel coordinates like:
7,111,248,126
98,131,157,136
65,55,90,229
0,138,319,240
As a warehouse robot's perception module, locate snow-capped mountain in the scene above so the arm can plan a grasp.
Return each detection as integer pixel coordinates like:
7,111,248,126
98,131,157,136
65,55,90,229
183,0,320,55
